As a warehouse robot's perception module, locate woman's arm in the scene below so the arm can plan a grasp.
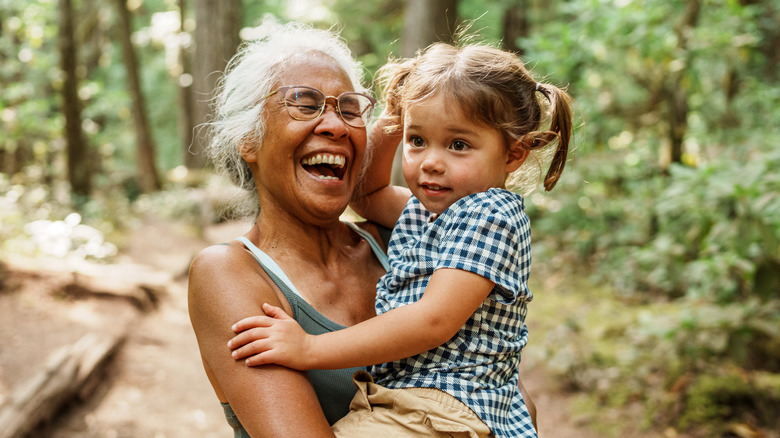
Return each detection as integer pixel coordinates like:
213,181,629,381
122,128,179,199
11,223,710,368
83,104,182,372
188,244,335,437
350,113,410,229
518,374,538,428
230,268,493,370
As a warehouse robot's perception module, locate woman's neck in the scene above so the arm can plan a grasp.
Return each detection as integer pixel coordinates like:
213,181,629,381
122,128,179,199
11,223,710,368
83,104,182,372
249,207,379,326
252,205,356,263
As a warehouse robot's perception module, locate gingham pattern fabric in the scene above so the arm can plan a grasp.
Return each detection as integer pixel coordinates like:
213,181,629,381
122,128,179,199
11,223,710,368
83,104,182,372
371,188,537,438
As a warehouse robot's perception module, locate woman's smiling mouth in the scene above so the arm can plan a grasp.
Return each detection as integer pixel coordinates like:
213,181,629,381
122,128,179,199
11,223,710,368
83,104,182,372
301,153,347,180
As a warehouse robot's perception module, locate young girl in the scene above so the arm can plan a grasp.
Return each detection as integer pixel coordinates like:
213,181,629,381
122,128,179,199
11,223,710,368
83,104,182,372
228,41,573,438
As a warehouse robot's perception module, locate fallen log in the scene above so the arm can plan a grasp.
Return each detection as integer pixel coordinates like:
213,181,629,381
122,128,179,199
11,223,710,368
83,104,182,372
0,332,126,438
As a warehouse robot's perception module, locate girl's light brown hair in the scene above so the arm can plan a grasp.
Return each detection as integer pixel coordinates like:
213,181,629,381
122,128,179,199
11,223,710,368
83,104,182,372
378,42,573,191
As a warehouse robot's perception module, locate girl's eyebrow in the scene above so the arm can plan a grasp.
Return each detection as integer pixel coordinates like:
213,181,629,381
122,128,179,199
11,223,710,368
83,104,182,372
448,128,478,136
406,124,478,137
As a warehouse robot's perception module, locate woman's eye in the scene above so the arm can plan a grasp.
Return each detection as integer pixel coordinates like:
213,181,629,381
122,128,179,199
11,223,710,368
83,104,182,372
293,104,321,114
409,136,424,147
450,140,469,151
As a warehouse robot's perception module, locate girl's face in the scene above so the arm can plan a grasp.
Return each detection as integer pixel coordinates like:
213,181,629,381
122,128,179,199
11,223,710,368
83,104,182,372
242,53,368,225
401,93,526,215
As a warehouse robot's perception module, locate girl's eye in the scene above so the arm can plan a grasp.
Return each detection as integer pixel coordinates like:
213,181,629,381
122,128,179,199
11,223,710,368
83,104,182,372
409,136,424,147
450,140,469,151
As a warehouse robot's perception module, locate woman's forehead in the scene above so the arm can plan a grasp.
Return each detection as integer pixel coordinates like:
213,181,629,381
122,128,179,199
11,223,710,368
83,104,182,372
275,52,354,91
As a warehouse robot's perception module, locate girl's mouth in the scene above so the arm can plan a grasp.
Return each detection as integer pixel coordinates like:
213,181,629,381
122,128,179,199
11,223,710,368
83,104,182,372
301,153,347,180
421,184,448,192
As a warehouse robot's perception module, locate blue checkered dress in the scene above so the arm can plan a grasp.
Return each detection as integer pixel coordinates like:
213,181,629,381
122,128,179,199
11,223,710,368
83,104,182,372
370,188,537,438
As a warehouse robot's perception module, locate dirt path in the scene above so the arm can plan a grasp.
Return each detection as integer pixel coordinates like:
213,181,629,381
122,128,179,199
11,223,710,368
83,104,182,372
6,217,609,438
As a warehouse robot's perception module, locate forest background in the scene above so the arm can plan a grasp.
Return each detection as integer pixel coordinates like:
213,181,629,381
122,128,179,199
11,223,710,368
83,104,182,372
1,0,779,437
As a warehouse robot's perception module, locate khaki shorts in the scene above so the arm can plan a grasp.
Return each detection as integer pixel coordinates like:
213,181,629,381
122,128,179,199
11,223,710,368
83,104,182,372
332,371,494,438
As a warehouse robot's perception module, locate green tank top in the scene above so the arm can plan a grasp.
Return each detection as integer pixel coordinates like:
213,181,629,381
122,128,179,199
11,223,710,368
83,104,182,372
221,222,390,437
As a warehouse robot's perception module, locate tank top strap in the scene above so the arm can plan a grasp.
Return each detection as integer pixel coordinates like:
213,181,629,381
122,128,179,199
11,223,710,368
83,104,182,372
236,236,305,301
344,221,390,271
235,222,389,305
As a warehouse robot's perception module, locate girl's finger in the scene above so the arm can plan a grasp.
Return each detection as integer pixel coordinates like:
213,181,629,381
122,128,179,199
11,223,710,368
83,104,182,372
228,327,270,349
262,303,293,320
231,338,269,359
232,315,273,332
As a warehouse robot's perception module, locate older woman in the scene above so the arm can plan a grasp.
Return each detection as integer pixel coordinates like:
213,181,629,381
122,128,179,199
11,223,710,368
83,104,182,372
188,20,535,437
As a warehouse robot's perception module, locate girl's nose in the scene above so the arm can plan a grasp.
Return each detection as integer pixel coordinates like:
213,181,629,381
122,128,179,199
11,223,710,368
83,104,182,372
420,148,445,173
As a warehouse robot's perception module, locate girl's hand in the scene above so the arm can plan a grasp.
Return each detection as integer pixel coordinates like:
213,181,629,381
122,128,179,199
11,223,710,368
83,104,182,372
228,303,315,370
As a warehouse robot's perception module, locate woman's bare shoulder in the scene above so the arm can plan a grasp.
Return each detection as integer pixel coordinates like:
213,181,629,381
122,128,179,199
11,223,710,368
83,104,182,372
188,241,283,325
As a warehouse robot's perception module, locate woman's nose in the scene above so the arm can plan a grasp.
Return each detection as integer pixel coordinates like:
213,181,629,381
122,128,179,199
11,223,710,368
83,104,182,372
315,104,350,139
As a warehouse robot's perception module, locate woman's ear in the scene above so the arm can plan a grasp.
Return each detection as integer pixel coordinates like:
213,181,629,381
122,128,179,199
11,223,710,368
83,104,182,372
240,139,258,163
505,139,530,173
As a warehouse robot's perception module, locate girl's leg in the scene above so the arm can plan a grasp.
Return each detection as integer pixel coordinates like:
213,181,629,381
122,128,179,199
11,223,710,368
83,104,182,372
332,371,493,438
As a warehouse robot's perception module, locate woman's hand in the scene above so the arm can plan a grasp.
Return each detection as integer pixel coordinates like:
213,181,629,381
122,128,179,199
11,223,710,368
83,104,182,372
229,303,316,370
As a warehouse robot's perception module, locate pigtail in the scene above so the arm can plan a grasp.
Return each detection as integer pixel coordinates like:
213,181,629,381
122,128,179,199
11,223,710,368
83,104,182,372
536,83,573,191
513,82,573,191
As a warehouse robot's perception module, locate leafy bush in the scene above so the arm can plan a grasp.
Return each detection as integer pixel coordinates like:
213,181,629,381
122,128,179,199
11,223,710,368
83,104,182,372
532,293,780,435
529,144,780,303
672,368,780,435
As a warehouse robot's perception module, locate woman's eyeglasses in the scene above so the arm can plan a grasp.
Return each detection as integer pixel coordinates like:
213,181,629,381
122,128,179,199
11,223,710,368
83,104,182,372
261,85,376,128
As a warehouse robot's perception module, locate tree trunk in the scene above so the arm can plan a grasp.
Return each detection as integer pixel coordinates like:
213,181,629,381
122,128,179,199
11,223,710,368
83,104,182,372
401,0,458,57
0,333,126,438
115,0,161,193
188,0,241,169
666,0,701,167
390,0,458,186
502,3,530,54
667,77,687,165
58,0,92,199
177,0,195,167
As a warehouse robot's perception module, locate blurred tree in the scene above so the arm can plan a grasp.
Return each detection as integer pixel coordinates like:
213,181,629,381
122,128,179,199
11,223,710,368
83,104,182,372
328,0,404,76
401,0,458,56
502,1,530,54
666,0,700,165
390,0,459,185
746,0,780,78
177,0,195,167
188,0,241,169
58,0,92,199
115,0,162,192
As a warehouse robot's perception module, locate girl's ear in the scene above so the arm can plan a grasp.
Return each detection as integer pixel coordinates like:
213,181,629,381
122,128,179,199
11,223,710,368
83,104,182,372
505,139,529,173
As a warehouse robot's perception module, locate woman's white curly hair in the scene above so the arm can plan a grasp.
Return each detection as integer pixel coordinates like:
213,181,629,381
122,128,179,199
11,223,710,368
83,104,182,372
206,19,368,218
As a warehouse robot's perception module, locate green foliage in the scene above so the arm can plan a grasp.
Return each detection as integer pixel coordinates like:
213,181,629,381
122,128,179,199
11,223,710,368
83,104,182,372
518,0,780,434
531,286,780,435
529,127,780,304
0,0,62,171
522,0,780,304
673,368,780,434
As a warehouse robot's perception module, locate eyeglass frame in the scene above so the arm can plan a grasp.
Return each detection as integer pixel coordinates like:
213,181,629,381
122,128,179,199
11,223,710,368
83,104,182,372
260,85,377,128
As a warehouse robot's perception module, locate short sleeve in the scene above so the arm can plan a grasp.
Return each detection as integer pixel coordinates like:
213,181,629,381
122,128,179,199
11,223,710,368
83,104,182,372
434,190,531,304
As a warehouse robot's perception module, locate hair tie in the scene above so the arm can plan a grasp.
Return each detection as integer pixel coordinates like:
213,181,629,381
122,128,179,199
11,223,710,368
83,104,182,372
535,82,542,92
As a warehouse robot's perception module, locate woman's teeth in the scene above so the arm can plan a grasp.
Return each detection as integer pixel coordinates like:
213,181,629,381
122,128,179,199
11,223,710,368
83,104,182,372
302,154,346,167
301,154,346,180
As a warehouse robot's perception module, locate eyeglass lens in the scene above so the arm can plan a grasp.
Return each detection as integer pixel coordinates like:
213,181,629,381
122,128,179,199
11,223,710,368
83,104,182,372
283,87,373,127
